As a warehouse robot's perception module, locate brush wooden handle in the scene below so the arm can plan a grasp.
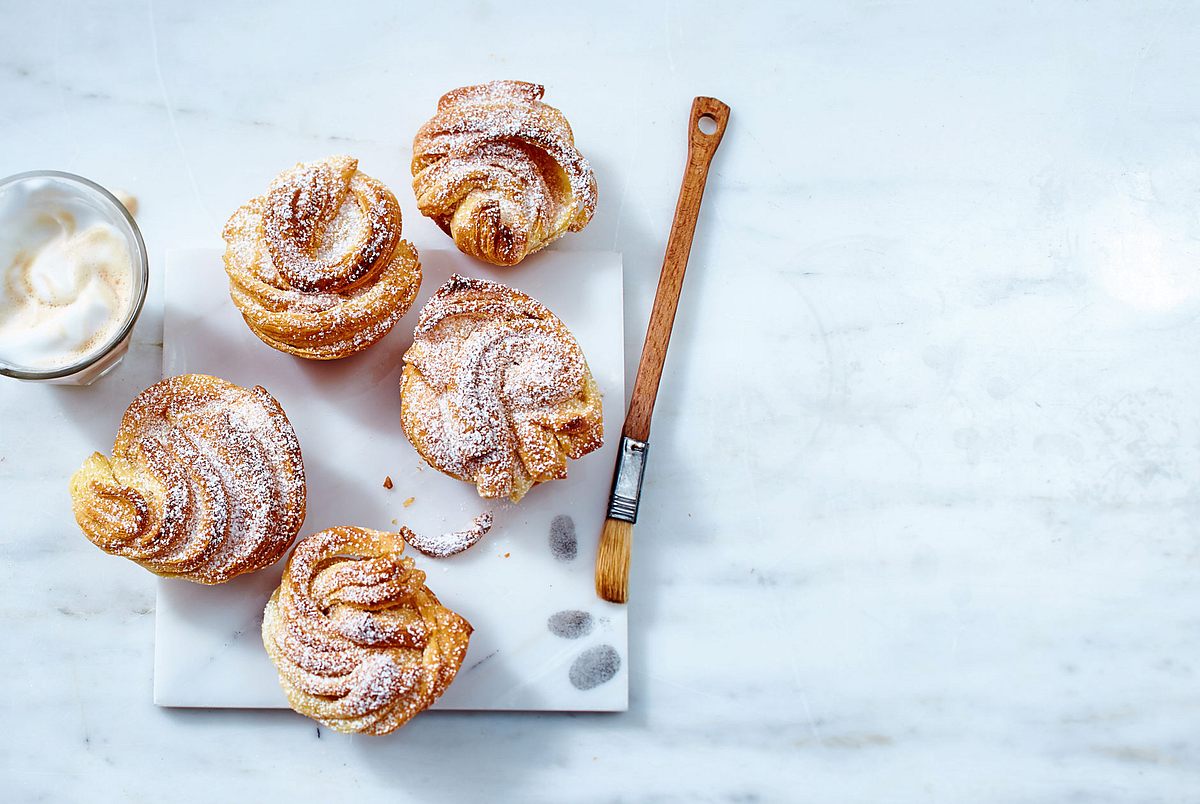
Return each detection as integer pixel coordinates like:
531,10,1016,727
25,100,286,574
623,96,729,441
594,97,730,604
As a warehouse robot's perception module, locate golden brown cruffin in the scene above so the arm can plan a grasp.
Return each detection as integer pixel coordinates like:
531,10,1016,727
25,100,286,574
400,274,603,502
262,527,472,735
69,374,306,584
222,155,422,359
411,80,597,266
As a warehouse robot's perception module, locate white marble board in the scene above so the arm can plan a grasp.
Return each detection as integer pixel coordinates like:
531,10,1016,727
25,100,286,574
156,247,627,711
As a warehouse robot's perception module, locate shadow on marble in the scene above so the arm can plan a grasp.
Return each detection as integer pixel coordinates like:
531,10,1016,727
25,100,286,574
352,708,577,796
624,431,691,704
44,341,166,450
591,150,660,402
164,296,414,437
286,329,412,414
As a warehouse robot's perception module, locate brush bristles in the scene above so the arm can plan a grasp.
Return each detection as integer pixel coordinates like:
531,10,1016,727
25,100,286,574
595,518,633,603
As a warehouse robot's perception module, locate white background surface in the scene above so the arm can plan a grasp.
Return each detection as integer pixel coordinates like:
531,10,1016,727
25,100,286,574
2,1,1200,801
156,249,627,711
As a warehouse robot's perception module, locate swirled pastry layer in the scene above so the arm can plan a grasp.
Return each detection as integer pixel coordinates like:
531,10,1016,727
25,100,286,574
69,374,306,584
262,527,472,734
412,81,597,266
223,155,421,359
400,275,603,502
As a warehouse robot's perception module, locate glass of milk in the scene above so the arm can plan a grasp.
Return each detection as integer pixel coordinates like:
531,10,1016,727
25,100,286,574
0,171,148,384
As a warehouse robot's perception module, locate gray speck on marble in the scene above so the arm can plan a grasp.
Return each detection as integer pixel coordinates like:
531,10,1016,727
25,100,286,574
549,514,577,562
547,610,594,639
467,649,499,672
569,644,620,690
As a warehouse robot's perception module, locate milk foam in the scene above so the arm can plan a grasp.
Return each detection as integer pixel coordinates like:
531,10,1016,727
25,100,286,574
0,178,135,370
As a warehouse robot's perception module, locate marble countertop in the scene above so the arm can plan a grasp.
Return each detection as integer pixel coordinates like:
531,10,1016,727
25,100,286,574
3,1,1199,801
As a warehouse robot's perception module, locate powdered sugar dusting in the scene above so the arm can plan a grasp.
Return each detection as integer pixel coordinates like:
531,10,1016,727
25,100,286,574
70,374,306,584
221,156,421,360
400,275,604,501
411,81,597,265
314,197,369,263
261,527,472,734
263,157,396,293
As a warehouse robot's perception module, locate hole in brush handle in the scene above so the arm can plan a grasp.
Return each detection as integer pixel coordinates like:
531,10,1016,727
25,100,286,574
687,97,730,164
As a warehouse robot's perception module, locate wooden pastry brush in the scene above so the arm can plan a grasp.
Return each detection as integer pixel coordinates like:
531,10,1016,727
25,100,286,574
595,96,730,603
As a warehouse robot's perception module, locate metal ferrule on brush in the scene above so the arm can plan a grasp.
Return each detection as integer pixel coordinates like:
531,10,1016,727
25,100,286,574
606,436,649,523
